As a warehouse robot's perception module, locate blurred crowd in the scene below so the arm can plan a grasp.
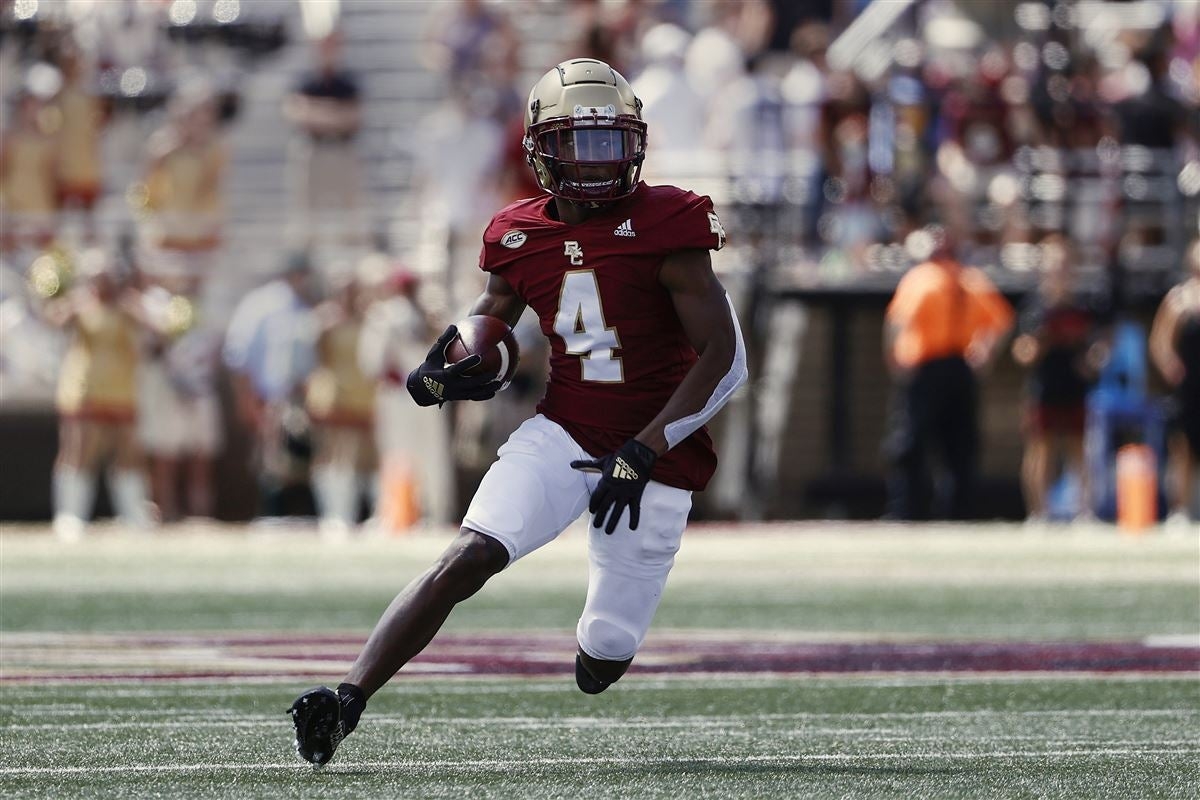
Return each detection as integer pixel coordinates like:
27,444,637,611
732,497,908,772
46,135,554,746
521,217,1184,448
0,0,1197,534
402,0,1199,290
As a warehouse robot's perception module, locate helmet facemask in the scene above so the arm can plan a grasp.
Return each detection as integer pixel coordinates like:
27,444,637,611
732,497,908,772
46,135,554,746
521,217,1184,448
524,104,647,203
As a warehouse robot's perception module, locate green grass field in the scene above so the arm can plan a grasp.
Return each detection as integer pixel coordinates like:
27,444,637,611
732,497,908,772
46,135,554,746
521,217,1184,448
1,522,1198,798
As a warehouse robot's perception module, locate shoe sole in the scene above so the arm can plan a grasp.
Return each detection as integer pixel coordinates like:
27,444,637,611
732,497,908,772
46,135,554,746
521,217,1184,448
289,687,344,767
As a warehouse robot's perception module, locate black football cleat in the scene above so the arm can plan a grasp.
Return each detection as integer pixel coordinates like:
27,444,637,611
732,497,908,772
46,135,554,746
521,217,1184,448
289,686,345,768
575,654,612,695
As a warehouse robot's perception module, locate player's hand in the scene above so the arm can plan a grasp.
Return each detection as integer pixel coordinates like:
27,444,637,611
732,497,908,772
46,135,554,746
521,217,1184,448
406,325,501,407
570,439,658,534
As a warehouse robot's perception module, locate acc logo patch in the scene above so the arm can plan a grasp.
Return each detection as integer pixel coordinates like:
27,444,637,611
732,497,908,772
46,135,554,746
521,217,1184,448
501,230,527,249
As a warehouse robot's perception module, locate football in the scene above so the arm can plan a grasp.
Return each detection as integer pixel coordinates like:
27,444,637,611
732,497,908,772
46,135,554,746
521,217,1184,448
444,315,520,389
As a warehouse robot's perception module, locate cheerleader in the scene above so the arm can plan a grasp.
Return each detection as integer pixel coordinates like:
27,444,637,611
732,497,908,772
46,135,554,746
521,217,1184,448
45,249,155,538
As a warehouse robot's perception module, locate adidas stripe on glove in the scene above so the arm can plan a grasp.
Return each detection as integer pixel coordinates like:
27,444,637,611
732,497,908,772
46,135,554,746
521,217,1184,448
570,438,658,534
406,325,500,407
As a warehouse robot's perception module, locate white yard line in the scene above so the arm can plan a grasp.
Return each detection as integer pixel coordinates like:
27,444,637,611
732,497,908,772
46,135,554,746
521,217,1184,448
3,670,1196,690
2,748,1198,777
6,708,1198,731
2,673,1193,709
11,714,1199,737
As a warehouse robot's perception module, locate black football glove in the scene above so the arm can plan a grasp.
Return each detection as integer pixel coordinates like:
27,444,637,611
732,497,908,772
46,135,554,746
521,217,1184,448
406,325,501,407
570,439,658,534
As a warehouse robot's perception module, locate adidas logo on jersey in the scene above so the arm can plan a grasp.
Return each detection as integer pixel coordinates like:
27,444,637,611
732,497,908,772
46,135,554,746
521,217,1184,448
613,219,636,238
612,457,639,481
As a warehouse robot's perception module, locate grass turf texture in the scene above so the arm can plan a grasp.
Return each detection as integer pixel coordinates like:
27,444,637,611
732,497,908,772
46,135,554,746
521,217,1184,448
2,523,1197,637
2,677,1197,799
1,523,1197,798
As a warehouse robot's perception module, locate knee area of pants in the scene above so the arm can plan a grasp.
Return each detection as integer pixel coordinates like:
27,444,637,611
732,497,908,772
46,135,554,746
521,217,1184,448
636,527,680,565
578,614,638,662
595,527,679,575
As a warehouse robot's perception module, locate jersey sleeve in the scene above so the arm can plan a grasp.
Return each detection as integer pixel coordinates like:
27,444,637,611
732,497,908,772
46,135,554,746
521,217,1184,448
646,186,727,254
478,210,523,276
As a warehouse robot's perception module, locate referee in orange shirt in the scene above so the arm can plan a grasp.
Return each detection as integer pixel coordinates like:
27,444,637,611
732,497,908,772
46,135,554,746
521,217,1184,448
884,229,1015,520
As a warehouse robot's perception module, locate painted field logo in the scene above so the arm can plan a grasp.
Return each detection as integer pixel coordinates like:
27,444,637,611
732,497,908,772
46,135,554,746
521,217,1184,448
501,230,527,249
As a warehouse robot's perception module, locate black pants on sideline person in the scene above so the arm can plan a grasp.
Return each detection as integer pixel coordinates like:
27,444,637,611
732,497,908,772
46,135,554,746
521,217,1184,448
886,356,979,521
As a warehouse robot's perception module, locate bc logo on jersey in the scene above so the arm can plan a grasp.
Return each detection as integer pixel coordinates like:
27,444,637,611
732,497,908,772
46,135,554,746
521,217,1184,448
564,241,584,266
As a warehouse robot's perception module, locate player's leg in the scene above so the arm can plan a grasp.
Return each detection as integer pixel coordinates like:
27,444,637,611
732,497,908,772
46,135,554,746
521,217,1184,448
289,527,509,767
291,415,590,764
355,427,379,525
53,417,98,539
1061,429,1088,519
574,481,692,694
184,451,214,519
343,417,590,696
938,361,979,520
1186,421,1200,519
148,454,179,522
182,394,221,519
885,367,933,520
138,361,179,521
110,421,153,530
342,528,510,699
312,424,360,535
1020,409,1050,520
1165,429,1193,520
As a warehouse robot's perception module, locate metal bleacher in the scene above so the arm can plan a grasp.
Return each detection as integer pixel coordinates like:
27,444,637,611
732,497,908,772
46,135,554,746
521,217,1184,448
334,0,570,279
83,0,572,320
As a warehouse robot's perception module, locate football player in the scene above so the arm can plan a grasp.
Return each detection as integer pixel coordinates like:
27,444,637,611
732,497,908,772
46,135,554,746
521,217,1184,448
290,58,748,767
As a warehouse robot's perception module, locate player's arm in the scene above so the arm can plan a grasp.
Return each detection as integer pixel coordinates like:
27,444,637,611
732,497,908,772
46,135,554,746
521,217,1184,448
1149,287,1185,385
467,273,526,329
41,292,80,328
964,270,1015,370
143,128,178,176
230,372,265,431
883,271,920,376
405,274,525,407
1010,304,1044,367
570,249,748,534
116,286,167,335
637,248,748,455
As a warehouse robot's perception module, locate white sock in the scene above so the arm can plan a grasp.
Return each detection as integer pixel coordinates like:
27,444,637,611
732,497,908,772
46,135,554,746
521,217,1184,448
53,466,96,522
312,465,336,523
313,465,358,526
329,465,359,526
109,470,153,530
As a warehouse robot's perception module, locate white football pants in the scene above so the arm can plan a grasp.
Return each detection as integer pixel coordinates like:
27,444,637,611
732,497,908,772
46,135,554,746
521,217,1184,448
463,415,692,662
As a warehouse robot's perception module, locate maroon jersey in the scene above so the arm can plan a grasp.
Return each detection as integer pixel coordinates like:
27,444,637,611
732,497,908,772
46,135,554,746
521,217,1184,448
479,182,727,491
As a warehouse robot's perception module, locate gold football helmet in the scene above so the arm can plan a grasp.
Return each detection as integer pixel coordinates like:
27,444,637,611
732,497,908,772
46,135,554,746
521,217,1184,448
523,58,646,202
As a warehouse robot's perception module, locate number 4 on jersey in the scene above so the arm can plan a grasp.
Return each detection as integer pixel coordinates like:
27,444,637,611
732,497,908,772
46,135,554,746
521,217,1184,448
554,270,623,383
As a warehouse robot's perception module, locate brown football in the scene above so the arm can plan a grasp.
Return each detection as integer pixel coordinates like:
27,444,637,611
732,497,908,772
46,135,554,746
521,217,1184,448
444,315,520,388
